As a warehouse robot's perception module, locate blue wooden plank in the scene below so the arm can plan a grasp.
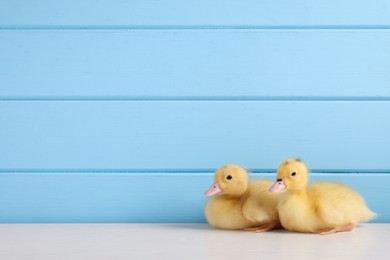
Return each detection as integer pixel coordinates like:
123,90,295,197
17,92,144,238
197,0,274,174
1,101,389,170
0,172,387,223
1,30,389,98
0,0,389,27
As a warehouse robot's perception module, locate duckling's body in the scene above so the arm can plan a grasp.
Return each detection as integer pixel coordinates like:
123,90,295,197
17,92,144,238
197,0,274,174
269,159,376,234
204,164,279,231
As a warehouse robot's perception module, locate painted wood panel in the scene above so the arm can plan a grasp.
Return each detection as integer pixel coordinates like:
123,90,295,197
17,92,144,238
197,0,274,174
1,30,390,98
1,101,389,171
1,0,389,225
0,0,389,27
0,173,387,223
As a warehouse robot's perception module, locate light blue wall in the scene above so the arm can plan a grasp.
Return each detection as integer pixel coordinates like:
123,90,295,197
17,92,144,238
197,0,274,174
1,0,389,223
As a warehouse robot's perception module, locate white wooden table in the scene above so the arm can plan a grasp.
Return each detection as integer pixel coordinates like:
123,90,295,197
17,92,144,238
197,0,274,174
0,224,389,260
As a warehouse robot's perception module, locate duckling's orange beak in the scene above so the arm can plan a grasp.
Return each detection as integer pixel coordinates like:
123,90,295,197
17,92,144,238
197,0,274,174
204,182,222,197
269,179,286,193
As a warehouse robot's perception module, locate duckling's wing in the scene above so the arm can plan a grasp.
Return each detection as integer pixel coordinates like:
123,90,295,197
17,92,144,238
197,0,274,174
242,180,279,223
310,182,376,226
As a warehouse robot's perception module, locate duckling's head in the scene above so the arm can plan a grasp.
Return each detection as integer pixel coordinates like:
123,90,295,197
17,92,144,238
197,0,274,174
204,164,249,197
269,158,309,193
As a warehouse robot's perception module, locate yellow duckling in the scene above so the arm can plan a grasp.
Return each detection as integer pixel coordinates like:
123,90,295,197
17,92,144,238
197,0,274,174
204,164,280,231
269,158,376,234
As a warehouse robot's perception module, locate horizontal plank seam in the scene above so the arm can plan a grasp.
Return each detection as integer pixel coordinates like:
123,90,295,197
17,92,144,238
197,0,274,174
1,26,390,30
0,174,389,179
2,97,390,102
0,169,389,174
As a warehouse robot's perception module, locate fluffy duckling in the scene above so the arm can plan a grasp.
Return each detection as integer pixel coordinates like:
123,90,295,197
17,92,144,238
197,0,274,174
269,158,376,234
204,164,280,231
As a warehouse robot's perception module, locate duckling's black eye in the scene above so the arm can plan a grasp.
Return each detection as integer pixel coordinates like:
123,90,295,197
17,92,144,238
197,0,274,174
226,175,233,180
291,172,296,177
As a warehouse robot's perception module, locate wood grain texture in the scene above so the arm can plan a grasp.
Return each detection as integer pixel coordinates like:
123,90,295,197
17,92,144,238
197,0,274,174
0,173,386,223
1,0,390,27
1,30,390,98
1,101,389,171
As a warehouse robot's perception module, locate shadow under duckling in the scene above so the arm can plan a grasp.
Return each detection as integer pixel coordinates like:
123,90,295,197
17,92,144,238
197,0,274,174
269,158,377,235
204,164,280,232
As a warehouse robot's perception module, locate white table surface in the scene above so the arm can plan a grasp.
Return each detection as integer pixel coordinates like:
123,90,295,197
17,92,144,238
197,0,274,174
0,224,389,260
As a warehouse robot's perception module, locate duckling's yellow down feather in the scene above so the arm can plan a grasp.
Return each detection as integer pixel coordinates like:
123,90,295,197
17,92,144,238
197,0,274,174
204,164,280,231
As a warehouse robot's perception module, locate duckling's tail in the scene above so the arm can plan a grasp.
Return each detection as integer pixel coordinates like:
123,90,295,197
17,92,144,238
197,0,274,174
360,208,378,223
